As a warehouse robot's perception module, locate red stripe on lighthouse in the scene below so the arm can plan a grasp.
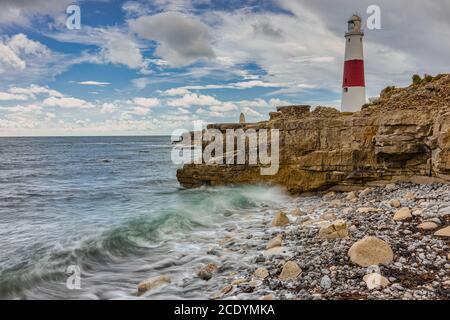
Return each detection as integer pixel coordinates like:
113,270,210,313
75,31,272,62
342,59,365,87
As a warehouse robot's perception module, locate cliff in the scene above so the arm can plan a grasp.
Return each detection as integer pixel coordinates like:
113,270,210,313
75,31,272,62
177,74,450,193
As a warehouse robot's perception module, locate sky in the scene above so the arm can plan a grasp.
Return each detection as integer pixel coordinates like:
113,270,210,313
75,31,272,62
0,0,449,136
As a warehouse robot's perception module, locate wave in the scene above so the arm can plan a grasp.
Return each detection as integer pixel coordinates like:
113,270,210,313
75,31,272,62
0,185,290,299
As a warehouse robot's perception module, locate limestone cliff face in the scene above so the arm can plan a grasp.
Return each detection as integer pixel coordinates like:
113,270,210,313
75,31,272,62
177,74,450,193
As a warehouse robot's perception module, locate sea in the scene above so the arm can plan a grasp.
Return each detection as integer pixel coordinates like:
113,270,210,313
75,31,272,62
0,136,292,299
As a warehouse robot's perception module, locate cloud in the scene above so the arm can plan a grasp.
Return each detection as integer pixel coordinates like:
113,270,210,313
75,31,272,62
4,104,42,114
0,92,29,101
167,93,221,108
129,12,215,66
101,103,117,113
49,27,145,69
7,84,64,99
131,97,160,108
132,77,152,90
163,88,191,96
0,33,49,73
78,81,111,86
0,85,63,101
0,0,72,27
42,97,95,109
0,34,71,84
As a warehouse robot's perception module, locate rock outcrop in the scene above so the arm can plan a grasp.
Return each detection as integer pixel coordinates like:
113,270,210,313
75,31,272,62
177,74,450,193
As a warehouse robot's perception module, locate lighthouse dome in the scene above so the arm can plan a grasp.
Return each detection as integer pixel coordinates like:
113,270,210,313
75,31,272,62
347,14,362,33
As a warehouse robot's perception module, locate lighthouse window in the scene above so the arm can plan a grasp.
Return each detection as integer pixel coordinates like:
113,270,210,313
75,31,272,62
348,38,351,42
344,88,348,92
345,78,348,83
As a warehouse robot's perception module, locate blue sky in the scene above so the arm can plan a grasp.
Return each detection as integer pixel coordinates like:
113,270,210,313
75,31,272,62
0,0,448,136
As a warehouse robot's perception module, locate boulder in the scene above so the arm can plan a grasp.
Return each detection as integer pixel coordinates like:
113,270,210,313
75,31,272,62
266,234,283,249
389,199,401,208
418,221,439,230
290,208,305,216
346,191,357,200
404,192,416,200
393,207,412,221
279,261,302,280
263,246,286,256
197,263,218,280
271,211,290,227
348,236,394,267
318,219,348,239
320,212,337,221
259,294,274,300
322,192,336,201
363,273,390,290
434,226,450,237
356,207,380,214
137,275,171,295
254,267,269,280
359,188,373,197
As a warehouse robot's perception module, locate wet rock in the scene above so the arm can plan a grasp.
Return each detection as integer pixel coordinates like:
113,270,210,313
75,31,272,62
290,208,305,216
318,219,348,239
137,275,171,295
197,263,218,280
348,236,394,267
320,212,337,221
254,267,269,280
320,275,332,289
266,235,283,249
389,199,401,208
418,221,439,230
356,207,380,214
360,188,373,197
434,226,450,237
263,246,286,256
346,191,357,201
271,211,290,227
279,261,302,281
393,207,412,221
404,192,416,201
363,273,390,290
231,278,247,285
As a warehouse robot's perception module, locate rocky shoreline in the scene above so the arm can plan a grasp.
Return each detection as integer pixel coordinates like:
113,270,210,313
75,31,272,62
138,182,449,300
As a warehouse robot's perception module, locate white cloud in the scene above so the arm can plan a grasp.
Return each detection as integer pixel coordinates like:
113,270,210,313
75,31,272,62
131,77,151,90
78,81,111,86
131,97,160,108
101,103,117,113
242,107,261,117
0,92,29,101
42,96,95,109
7,33,50,57
0,43,26,73
129,12,215,66
4,104,42,114
167,93,221,108
163,88,191,96
49,27,145,70
7,84,63,99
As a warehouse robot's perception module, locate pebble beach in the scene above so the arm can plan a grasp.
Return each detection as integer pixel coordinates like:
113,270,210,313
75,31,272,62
138,182,450,300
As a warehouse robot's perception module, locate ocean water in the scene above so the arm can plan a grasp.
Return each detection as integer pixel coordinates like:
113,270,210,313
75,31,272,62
0,136,291,299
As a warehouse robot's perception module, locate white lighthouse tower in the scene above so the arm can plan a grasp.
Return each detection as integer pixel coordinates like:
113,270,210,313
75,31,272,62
341,14,366,112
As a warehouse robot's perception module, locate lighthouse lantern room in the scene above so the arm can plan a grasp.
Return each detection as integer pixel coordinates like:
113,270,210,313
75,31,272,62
341,14,366,112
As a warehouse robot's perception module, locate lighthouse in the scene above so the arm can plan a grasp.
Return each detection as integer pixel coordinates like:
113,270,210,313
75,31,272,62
341,14,366,112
